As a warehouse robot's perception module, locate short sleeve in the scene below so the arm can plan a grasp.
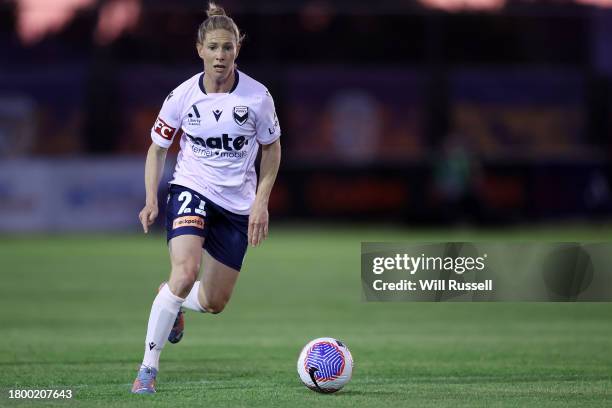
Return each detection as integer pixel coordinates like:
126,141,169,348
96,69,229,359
255,91,281,145
150,91,182,148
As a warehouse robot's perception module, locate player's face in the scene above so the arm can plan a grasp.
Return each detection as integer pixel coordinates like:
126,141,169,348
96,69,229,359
197,29,240,82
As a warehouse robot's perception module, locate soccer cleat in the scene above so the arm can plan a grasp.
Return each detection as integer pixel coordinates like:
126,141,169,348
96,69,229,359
158,282,185,344
131,365,157,394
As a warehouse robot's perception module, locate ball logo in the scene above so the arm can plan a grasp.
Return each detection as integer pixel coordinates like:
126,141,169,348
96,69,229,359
153,117,176,140
304,342,345,382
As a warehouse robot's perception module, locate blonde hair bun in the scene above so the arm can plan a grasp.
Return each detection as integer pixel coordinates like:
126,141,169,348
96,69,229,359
206,2,226,18
197,1,244,45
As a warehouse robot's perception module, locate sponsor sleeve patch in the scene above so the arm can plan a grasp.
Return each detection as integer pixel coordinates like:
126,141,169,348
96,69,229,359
172,216,204,230
153,117,177,141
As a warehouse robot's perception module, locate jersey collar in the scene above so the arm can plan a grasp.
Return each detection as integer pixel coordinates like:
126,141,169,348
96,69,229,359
199,70,240,95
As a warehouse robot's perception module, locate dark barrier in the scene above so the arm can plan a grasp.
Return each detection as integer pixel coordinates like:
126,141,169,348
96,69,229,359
261,159,611,223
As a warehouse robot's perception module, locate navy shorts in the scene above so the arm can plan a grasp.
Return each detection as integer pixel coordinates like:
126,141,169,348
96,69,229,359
166,184,248,271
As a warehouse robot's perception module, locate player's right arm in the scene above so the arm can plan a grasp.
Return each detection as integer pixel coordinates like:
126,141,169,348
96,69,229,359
139,143,168,233
139,87,184,233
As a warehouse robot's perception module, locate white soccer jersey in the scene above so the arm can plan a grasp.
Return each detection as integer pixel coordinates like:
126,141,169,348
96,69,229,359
151,70,281,215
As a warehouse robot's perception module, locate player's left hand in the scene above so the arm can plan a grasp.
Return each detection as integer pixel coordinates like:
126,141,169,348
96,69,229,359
248,201,269,247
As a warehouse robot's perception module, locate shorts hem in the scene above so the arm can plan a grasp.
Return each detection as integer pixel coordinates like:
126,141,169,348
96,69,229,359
167,229,206,243
204,248,243,272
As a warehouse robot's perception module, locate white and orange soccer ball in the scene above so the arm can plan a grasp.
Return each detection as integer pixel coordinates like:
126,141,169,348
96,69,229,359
297,337,353,393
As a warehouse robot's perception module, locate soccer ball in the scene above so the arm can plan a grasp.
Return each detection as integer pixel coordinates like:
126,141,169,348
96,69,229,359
297,337,353,393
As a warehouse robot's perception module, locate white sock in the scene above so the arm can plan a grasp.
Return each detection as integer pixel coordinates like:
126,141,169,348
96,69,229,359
142,284,184,369
182,281,206,312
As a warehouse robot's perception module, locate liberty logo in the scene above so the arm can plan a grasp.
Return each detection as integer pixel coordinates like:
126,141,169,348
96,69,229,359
233,106,249,126
212,109,223,122
187,104,201,126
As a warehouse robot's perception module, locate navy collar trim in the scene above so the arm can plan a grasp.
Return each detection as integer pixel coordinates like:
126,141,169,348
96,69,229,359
199,70,239,95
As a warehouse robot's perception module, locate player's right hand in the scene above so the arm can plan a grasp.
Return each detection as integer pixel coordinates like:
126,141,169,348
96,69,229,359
139,204,158,234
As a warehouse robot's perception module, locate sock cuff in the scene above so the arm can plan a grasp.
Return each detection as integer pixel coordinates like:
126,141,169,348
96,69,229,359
160,284,185,305
193,295,206,313
183,281,207,313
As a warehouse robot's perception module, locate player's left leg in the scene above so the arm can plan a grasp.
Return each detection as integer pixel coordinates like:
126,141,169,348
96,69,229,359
182,198,248,314
183,250,239,313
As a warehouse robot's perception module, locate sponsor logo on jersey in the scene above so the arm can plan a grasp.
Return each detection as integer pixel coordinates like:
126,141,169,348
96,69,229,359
212,109,223,122
186,133,249,158
153,117,176,140
268,112,279,135
187,104,201,126
233,106,249,126
172,216,204,230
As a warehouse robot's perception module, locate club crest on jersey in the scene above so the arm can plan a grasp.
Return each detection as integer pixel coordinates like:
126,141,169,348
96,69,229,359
187,104,201,126
233,106,249,126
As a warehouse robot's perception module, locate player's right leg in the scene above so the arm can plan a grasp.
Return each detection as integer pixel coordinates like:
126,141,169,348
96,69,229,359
131,235,203,394
132,184,209,394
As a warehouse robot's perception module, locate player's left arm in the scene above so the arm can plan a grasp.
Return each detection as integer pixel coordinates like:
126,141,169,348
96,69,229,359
249,139,281,247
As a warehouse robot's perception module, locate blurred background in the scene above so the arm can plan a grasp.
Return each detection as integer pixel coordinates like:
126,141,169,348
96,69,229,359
2,0,612,232
2,3,612,404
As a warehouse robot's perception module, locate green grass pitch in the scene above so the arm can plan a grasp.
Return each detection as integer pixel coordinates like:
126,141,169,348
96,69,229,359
0,225,611,407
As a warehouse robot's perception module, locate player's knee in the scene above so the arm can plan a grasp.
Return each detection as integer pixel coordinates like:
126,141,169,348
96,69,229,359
172,259,199,280
204,303,225,314
168,277,196,298
169,263,199,297
201,297,227,314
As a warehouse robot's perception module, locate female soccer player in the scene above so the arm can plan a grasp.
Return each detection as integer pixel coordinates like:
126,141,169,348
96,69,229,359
131,2,281,394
